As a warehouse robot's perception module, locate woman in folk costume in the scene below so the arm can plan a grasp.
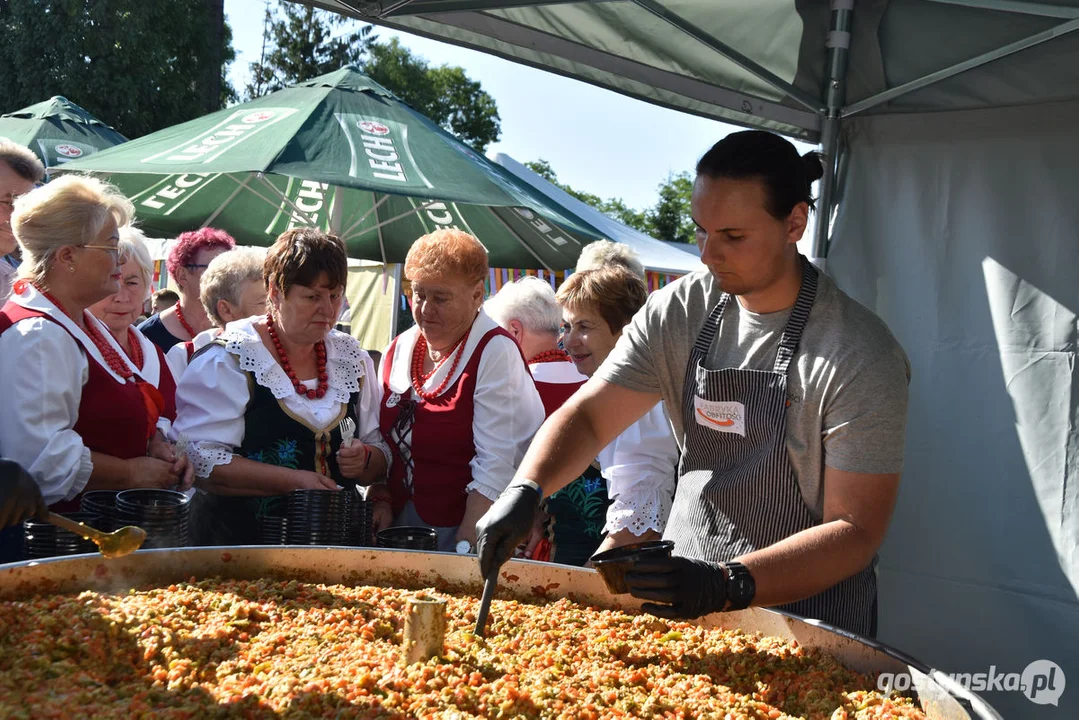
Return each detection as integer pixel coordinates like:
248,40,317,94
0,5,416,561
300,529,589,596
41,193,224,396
173,228,388,545
0,176,190,561
137,228,234,351
374,229,545,553
485,276,608,566
556,266,679,557
88,225,179,412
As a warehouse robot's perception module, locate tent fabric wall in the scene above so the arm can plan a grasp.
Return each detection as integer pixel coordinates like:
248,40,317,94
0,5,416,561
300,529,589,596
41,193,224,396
828,99,1079,720
346,263,400,353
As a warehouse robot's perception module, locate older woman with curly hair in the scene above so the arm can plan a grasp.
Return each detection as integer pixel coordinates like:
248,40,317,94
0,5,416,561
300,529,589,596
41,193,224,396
0,176,191,551
374,229,545,553
173,228,389,546
138,227,235,351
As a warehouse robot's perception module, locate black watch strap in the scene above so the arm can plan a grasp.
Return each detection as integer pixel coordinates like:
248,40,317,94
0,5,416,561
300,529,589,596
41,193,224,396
722,561,756,611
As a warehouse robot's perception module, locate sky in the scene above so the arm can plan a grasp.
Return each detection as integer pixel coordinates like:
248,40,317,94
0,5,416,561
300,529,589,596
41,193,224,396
223,0,817,214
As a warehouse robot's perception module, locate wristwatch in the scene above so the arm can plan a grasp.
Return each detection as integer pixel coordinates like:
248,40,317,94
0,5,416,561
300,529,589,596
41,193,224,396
455,540,474,555
722,561,756,611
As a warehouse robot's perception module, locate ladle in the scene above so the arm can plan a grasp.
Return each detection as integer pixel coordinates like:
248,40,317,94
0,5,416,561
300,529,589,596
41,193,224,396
46,512,146,559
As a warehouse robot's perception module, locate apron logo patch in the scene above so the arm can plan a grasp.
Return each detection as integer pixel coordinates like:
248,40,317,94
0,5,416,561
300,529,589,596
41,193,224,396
694,398,746,437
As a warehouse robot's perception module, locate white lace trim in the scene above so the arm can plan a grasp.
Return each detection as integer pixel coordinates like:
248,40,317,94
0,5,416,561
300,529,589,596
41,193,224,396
219,319,367,410
603,488,673,537
190,440,236,480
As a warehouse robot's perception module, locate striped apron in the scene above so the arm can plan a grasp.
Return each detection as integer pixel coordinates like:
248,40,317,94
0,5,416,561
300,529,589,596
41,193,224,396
663,263,878,637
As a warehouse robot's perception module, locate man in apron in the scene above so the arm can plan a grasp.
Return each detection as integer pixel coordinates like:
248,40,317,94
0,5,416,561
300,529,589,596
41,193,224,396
476,130,911,638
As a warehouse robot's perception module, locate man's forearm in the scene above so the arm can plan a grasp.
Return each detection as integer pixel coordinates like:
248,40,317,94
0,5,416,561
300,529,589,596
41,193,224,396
737,520,880,608
516,401,607,498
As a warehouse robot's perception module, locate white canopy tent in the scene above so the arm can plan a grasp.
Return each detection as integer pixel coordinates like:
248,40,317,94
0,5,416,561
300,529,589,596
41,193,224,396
491,153,702,275
304,3,1079,716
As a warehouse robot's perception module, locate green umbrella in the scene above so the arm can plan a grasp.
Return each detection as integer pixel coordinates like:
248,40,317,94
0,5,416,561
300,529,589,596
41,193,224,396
0,96,127,176
58,66,606,269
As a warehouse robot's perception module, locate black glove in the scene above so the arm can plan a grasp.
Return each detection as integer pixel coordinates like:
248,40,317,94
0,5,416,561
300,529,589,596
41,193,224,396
475,483,541,578
0,459,47,531
624,556,728,619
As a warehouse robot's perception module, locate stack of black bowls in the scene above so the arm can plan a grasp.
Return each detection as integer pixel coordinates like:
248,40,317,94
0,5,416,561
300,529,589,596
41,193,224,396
23,512,99,559
286,490,352,545
257,515,288,545
376,526,439,551
350,498,375,547
80,491,120,531
115,489,190,548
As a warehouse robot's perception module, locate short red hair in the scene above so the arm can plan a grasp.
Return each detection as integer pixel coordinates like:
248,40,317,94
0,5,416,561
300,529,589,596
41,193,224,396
404,229,488,285
166,228,236,281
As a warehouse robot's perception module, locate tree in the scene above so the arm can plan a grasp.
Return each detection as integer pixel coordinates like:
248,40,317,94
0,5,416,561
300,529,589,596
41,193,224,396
0,1,235,138
364,38,500,152
647,172,695,244
525,159,651,234
246,2,375,96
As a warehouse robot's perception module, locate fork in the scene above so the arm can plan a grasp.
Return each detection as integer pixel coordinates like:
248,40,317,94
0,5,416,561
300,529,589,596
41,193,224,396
338,416,357,448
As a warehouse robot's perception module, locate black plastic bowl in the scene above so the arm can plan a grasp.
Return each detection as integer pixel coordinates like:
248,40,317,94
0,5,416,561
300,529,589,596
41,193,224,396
376,526,438,551
590,539,675,595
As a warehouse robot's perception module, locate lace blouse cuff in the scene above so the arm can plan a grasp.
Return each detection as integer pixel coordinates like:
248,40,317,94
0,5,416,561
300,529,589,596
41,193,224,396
63,448,94,503
603,489,672,536
190,440,236,479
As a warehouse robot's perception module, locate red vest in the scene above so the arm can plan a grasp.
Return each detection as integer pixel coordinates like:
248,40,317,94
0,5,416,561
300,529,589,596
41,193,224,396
0,303,177,510
379,327,521,527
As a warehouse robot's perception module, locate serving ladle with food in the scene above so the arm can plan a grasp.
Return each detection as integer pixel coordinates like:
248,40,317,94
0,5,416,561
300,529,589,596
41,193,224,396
46,512,146,559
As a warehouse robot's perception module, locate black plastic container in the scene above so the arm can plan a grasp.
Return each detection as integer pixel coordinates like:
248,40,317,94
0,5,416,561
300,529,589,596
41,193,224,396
257,516,288,545
286,490,352,545
79,491,120,531
590,539,675,594
349,499,375,547
115,489,190,549
376,526,438,551
23,513,100,559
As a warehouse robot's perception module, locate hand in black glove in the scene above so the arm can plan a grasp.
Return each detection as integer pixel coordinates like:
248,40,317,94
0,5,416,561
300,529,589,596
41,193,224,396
475,483,541,578
624,556,728,619
0,459,47,531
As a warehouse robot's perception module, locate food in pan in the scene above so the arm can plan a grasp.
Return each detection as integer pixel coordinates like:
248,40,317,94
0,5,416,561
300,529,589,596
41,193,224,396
0,578,926,719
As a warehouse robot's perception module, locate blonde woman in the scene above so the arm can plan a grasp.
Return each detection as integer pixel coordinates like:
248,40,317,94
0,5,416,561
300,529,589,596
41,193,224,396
0,176,191,526
88,225,178,409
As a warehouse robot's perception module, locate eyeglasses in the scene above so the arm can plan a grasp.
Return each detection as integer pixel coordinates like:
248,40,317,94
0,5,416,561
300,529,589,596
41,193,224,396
184,263,210,270
82,243,129,262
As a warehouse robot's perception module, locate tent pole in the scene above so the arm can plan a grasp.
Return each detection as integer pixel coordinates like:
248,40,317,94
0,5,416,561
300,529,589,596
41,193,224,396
812,0,854,264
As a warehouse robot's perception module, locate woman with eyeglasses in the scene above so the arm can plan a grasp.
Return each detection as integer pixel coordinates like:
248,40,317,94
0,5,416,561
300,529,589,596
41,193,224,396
137,228,234,352
172,228,389,546
0,176,192,561
373,229,546,553
88,225,179,412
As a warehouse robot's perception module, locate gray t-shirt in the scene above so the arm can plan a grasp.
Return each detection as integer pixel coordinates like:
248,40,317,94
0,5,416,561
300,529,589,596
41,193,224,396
597,267,911,521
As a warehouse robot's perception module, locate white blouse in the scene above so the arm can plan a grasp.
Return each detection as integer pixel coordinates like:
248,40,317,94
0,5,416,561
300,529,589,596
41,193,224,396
382,310,546,502
164,327,217,380
0,287,170,505
597,402,679,536
172,317,389,479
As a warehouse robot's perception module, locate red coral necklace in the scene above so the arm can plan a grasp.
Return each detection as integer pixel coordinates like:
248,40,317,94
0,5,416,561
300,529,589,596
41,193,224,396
528,348,570,364
32,283,135,382
126,327,144,370
266,313,328,400
175,303,197,339
410,333,467,400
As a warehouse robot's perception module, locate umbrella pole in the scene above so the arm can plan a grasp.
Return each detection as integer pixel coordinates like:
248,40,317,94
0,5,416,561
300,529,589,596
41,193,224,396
812,0,854,266
388,263,402,345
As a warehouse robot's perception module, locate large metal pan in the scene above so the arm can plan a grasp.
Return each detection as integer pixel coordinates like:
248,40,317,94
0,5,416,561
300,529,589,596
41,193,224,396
0,547,1001,719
